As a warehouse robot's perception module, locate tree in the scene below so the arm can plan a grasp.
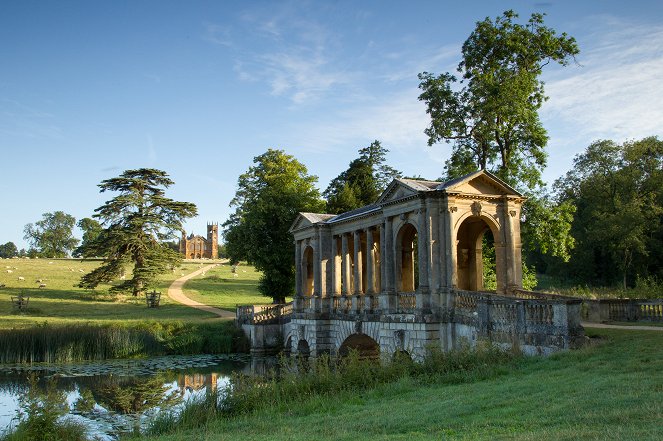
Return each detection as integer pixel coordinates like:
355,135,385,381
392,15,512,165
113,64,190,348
223,149,325,303
79,169,197,296
323,140,401,214
555,137,663,288
23,211,79,258
0,242,18,258
418,10,579,190
73,217,103,258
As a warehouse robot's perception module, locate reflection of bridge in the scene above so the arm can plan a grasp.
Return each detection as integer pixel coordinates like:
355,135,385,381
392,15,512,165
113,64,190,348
238,171,585,359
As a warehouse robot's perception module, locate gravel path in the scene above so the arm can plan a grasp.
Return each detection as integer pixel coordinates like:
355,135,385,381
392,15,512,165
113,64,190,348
167,264,235,319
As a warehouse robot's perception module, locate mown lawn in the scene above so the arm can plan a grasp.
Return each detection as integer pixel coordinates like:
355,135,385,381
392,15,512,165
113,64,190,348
145,328,663,441
0,258,220,328
182,262,280,311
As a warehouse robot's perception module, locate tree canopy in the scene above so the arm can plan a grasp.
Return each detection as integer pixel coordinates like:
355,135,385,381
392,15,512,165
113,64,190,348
418,10,578,190
79,168,197,296
23,211,79,258
553,137,663,288
223,149,324,303
323,140,401,214
0,242,18,259
73,217,103,258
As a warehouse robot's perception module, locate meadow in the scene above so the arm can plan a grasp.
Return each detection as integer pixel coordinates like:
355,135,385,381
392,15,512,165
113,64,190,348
0,258,261,362
181,263,278,311
143,327,663,441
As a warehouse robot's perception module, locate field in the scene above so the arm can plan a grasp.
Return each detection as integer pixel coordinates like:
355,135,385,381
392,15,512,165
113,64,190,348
0,258,252,329
182,263,278,311
145,327,663,441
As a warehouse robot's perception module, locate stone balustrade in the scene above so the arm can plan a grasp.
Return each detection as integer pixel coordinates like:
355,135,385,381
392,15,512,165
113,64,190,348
236,302,293,325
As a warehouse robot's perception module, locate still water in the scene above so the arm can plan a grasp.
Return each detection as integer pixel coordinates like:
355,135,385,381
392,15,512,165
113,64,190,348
0,354,263,440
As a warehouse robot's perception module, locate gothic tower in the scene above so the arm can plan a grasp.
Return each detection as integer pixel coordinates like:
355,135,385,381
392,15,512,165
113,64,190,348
207,223,219,259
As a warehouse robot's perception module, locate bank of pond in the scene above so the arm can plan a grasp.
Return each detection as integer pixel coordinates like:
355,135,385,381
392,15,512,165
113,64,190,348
0,321,249,364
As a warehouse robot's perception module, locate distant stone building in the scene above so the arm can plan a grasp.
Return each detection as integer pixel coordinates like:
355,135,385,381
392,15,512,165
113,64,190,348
179,223,218,259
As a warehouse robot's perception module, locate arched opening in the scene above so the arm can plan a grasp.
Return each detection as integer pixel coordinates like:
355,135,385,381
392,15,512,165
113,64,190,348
296,339,310,360
396,223,418,292
283,336,292,356
456,216,501,292
338,334,380,359
302,246,314,296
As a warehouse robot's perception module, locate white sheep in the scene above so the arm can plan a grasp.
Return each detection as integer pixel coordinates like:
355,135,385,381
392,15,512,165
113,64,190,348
18,276,25,281
35,279,43,283
6,270,13,274
39,283,46,289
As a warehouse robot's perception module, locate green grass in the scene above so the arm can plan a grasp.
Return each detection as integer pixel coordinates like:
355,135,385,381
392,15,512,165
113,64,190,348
142,328,663,441
0,258,221,328
182,263,280,310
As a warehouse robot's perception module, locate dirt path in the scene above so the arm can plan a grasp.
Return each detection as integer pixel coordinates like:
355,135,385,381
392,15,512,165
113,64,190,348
167,264,235,319
582,322,663,331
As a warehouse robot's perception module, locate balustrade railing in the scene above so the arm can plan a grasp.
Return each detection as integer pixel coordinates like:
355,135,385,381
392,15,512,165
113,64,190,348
584,298,663,323
235,302,293,324
397,292,416,312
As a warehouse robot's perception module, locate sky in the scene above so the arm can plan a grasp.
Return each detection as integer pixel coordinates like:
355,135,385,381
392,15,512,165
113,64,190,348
1,0,662,250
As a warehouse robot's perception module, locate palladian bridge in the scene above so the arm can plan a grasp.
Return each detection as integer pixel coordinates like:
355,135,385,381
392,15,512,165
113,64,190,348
237,170,585,359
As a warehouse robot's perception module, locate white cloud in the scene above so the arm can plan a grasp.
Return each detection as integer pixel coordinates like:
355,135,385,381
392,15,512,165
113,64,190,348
542,15,663,147
203,23,232,47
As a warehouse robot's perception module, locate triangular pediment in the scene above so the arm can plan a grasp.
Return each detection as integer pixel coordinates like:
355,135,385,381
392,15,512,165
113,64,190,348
440,170,522,196
377,179,428,204
289,212,335,233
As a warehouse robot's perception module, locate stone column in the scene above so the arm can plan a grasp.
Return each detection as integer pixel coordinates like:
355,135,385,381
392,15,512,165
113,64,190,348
502,197,522,294
380,216,396,312
353,230,363,295
428,197,441,308
330,235,338,295
366,227,375,294
294,240,302,312
341,233,350,295
417,203,430,311
313,235,321,298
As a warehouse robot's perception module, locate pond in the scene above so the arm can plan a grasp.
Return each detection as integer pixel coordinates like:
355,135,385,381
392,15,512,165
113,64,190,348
0,354,270,440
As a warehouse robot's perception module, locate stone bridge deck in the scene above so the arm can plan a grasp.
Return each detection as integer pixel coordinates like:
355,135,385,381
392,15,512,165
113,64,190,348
237,289,585,359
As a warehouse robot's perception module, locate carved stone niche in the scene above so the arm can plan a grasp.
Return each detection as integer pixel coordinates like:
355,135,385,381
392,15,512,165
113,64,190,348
394,329,405,350
471,201,482,217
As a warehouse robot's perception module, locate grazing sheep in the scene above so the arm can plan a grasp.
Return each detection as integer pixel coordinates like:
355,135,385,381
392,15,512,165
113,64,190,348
18,276,25,281
79,269,85,273
39,283,46,289
48,261,53,264
6,270,13,274
35,279,43,283
0,284,5,288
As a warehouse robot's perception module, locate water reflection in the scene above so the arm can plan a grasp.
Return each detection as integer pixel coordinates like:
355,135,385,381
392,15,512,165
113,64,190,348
0,354,253,440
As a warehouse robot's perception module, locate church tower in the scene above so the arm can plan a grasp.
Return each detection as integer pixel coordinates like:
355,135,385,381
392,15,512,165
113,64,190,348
207,223,219,259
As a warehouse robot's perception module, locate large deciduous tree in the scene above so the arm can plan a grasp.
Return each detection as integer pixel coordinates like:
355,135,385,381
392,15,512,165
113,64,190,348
73,217,103,258
23,211,79,258
418,10,579,189
323,140,401,214
223,149,324,303
79,169,197,296
0,242,18,258
555,137,663,288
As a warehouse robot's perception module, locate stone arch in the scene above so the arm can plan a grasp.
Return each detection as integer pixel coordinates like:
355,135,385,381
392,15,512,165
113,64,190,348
283,335,292,356
302,246,314,296
338,333,380,358
455,212,503,292
395,222,418,292
296,339,310,359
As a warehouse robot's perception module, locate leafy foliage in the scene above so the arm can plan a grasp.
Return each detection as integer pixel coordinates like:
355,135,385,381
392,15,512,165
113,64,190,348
73,218,103,258
554,137,663,288
223,149,324,302
78,169,197,296
0,241,18,258
23,211,79,258
418,10,578,190
323,140,401,213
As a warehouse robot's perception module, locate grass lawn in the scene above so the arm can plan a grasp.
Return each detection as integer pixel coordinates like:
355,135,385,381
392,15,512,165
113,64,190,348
145,328,663,441
0,258,221,328
183,262,281,311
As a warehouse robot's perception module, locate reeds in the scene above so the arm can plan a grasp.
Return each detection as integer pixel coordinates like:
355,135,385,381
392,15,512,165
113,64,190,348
0,321,248,364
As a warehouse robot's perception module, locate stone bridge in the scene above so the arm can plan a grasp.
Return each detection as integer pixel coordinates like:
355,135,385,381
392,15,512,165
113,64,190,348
237,171,585,359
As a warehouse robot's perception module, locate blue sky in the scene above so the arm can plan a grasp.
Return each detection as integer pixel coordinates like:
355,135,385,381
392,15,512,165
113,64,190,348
1,0,662,250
